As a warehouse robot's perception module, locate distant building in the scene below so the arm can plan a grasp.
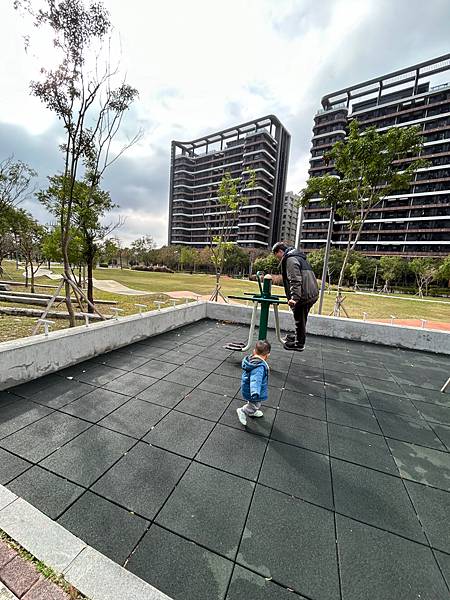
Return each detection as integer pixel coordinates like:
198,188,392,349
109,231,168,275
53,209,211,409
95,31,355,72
279,191,299,245
168,115,290,248
301,54,450,257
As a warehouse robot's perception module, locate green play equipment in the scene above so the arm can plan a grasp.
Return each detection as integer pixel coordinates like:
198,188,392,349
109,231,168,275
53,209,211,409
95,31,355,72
225,271,288,351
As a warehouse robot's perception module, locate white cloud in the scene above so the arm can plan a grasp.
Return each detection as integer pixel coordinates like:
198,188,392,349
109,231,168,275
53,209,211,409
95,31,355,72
0,0,449,246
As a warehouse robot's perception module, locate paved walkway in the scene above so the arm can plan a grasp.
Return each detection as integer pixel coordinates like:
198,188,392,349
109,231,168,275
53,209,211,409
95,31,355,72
0,321,449,599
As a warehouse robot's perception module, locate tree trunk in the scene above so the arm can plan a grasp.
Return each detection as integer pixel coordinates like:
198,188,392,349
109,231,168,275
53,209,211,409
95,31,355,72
62,237,76,327
87,255,94,313
30,260,35,294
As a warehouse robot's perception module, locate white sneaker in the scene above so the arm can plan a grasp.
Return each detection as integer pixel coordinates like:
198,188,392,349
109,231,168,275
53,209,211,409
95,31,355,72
236,407,247,426
250,410,264,418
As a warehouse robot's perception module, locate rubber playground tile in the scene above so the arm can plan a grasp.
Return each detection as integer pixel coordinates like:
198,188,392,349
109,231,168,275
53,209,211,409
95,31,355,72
367,390,421,418
435,551,450,590
199,347,233,361
331,459,426,543
237,485,339,600
123,344,168,359
40,425,134,487
158,350,192,366
76,364,126,386
176,389,231,422
0,400,53,440
278,389,326,420
132,359,178,379
431,423,450,451
8,373,62,398
93,351,149,371
91,442,189,520
405,481,450,554
361,376,405,396
411,400,450,426
196,424,268,481
220,401,276,438
156,462,254,559
328,423,398,475
60,388,129,422
284,375,325,397
144,411,214,459
29,380,96,409
288,364,323,381
388,439,450,492
127,525,233,600
259,440,333,509
402,384,450,407
326,399,381,434
6,466,83,520
198,373,241,397
137,380,191,408
271,410,328,455
98,399,169,438
186,355,224,373
58,491,148,564
0,411,90,463
324,382,370,406
102,371,157,396
225,565,301,600
375,411,446,451
390,368,445,391
0,448,31,485
323,369,365,389
163,366,207,388
336,514,449,600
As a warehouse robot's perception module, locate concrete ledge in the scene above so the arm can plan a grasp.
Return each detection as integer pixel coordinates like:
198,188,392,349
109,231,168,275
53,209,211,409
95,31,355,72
64,546,172,600
0,487,172,600
206,302,450,355
0,303,207,390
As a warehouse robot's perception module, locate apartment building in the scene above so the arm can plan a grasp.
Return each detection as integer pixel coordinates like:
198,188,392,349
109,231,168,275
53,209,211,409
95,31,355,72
301,54,450,257
168,115,290,248
280,191,300,245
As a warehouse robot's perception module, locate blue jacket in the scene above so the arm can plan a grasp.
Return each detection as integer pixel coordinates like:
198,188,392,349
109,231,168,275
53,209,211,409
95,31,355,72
241,356,269,403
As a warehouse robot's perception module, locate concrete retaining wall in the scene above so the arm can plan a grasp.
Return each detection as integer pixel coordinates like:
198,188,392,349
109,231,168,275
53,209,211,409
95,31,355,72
205,302,450,355
0,303,207,391
1,300,448,390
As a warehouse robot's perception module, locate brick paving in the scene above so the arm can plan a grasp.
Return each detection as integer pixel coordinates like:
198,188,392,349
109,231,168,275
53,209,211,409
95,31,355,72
0,539,69,600
0,319,449,599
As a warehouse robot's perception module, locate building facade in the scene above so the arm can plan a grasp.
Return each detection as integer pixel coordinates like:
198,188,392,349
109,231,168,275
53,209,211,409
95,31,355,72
168,115,290,248
280,191,300,245
301,54,450,257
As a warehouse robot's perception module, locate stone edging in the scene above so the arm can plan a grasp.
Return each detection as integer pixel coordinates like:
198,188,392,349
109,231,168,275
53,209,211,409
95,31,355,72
0,486,172,600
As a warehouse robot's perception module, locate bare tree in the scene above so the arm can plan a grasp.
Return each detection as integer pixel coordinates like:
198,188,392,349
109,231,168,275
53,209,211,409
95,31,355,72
15,0,140,325
0,156,37,214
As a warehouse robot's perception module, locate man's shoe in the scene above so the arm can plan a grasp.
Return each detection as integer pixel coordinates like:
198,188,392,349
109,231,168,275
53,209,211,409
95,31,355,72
284,341,305,352
250,410,264,418
236,407,247,426
282,333,296,343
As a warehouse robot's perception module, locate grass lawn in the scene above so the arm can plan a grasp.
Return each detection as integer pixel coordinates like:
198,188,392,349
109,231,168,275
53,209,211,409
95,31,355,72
1,261,449,343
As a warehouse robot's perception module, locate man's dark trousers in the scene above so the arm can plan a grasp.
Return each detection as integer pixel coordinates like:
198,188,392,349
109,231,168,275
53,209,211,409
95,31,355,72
293,301,315,348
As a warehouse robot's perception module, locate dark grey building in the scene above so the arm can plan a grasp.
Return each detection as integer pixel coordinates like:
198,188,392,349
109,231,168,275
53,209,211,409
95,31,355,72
301,54,450,257
280,191,300,245
168,115,290,248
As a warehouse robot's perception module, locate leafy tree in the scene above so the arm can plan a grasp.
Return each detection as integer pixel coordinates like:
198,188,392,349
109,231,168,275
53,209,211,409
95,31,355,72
0,207,17,276
156,245,180,270
379,256,407,293
349,260,361,290
131,236,156,266
180,246,200,272
206,170,255,301
42,226,84,268
12,210,46,293
410,258,439,297
437,255,450,284
299,120,426,315
39,175,118,309
15,0,139,325
306,249,325,279
253,254,280,274
0,156,36,213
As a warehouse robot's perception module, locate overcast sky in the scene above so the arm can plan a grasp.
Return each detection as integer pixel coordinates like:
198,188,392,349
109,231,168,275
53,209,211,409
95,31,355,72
1,0,449,246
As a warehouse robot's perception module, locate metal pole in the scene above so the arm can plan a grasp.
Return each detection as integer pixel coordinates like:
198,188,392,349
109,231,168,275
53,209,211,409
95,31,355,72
258,275,272,340
318,206,335,315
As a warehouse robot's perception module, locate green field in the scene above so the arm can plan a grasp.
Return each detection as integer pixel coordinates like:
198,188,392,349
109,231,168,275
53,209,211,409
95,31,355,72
1,261,449,343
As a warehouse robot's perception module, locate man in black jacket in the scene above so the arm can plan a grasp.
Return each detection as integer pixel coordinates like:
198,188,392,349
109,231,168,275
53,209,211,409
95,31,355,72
272,242,319,351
